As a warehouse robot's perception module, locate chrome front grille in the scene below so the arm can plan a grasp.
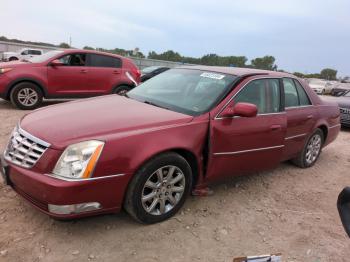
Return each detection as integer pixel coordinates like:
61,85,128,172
340,107,350,115
4,126,50,168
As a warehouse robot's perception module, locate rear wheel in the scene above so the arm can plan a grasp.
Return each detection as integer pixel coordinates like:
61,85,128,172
292,128,324,168
10,82,43,110
9,57,18,61
113,85,132,96
124,152,192,224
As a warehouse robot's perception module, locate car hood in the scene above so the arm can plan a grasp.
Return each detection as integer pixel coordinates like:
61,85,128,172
309,83,325,89
0,61,33,68
20,95,193,149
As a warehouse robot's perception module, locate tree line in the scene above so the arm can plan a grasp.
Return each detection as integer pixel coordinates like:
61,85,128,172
0,36,339,80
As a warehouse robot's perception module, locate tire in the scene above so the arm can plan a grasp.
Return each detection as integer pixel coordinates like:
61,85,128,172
291,128,324,168
10,82,43,110
113,85,132,96
124,152,192,224
9,57,18,61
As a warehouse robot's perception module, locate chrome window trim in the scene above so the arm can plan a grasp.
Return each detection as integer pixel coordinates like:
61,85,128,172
285,133,307,140
285,105,314,110
18,124,51,148
214,76,283,119
215,111,286,120
46,173,126,182
213,145,284,156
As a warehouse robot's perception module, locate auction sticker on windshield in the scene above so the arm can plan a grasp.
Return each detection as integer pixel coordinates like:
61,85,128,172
200,72,225,80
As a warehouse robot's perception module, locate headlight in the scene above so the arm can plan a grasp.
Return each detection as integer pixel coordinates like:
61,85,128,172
52,140,104,180
0,68,13,74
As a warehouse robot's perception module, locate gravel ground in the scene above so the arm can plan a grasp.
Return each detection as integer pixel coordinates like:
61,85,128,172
0,99,349,262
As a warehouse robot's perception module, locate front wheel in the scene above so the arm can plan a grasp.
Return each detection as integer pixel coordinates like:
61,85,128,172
292,129,324,168
124,152,192,224
10,82,43,110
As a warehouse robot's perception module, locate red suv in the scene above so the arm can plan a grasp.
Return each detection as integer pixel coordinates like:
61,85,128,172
0,49,141,109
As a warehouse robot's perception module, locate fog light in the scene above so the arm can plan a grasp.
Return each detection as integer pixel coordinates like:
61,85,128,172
48,202,101,215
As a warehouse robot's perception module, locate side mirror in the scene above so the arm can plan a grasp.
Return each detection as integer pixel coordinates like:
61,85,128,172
220,102,258,118
338,187,350,237
50,59,64,66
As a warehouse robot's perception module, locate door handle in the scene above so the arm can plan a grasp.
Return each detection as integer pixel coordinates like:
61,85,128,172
113,70,121,74
270,124,282,131
307,115,314,119
80,69,87,73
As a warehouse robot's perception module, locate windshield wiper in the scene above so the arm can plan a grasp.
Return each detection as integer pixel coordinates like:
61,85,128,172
144,100,169,110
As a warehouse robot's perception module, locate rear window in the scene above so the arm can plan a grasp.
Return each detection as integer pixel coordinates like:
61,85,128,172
87,54,121,68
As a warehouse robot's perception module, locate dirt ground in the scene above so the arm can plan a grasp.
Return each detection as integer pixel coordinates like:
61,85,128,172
0,99,349,262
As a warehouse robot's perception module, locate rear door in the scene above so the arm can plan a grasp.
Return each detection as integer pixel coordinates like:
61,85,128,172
282,78,316,160
85,54,123,94
47,53,88,95
206,77,287,182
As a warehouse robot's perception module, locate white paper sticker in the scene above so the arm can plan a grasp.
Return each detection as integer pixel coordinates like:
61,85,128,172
200,72,225,80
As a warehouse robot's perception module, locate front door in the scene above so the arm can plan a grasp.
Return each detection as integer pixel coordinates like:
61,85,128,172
206,77,287,182
47,53,88,95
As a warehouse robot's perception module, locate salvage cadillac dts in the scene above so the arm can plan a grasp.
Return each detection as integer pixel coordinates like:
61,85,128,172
0,66,341,223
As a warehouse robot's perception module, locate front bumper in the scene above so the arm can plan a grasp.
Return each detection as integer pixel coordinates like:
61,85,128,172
0,156,131,219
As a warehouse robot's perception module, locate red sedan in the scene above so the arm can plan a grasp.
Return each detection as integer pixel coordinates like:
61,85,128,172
0,66,340,223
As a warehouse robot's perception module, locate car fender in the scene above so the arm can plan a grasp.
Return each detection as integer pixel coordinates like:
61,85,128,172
93,120,209,185
5,77,48,98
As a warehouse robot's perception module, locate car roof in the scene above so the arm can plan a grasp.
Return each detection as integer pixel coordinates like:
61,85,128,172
178,65,295,78
62,49,124,59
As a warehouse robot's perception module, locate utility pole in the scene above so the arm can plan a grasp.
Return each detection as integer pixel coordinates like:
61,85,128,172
69,36,72,47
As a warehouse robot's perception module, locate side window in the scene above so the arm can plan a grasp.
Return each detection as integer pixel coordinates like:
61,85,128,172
58,54,86,66
294,80,311,106
283,78,299,107
21,50,29,55
234,78,280,114
87,54,121,68
29,50,42,55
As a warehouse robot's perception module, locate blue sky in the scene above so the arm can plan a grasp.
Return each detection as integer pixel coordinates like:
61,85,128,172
1,0,349,76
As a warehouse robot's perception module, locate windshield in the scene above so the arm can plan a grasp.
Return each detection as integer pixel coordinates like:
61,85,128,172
128,68,237,116
142,66,161,74
28,50,64,63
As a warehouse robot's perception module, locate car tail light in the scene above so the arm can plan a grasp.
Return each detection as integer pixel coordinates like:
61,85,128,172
131,66,141,84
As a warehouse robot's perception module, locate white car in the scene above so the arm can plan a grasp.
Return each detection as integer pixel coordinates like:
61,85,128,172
0,48,43,62
307,79,333,95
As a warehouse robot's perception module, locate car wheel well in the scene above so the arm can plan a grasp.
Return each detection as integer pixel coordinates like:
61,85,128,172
318,125,328,143
134,149,199,189
171,149,199,188
112,84,133,93
7,80,45,99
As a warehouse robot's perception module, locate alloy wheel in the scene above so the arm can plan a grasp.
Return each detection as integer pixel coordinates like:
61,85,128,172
17,88,38,107
305,134,322,165
141,165,186,215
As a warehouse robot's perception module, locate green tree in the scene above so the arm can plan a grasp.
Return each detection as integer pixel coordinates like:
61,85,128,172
293,72,305,78
320,68,337,80
250,56,277,70
59,42,70,48
83,46,95,50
